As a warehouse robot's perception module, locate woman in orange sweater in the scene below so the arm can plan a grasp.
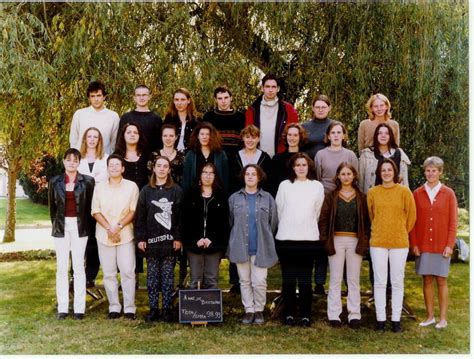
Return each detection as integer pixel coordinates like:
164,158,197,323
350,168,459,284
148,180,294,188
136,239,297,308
367,158,416,333
410,156,458,330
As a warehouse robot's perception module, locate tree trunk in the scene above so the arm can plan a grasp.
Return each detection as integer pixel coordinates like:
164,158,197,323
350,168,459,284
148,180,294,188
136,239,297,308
3,166,17,243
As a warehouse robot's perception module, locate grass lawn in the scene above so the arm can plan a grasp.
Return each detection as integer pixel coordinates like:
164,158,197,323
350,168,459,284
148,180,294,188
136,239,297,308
0,198,50,228
0,259,469,355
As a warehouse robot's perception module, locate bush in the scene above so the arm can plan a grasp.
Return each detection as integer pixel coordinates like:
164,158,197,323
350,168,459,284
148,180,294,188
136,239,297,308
19,154,63,205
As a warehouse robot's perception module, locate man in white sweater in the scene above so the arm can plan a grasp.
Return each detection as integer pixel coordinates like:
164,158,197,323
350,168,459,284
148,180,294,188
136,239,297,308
69,81,120,155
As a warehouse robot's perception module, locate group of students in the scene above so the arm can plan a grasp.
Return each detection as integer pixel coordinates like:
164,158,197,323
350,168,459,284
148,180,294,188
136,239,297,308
49,76,458,332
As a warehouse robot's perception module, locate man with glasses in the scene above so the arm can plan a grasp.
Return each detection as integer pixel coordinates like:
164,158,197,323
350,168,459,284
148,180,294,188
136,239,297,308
119,85,163,153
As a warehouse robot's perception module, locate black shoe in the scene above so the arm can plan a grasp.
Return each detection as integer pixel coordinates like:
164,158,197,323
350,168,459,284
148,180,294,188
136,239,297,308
375,321,385,332
229,284,240,295
314,284,325,295
73,313,84,320
299,317,311,328
329,320,342,328
284,315,296,326
124,312,136,320
162,309,173,323
145,309,161,322
391,321,402,333
57,312,68,320
86,280,95,288
349,319,361,329
108,311,121,319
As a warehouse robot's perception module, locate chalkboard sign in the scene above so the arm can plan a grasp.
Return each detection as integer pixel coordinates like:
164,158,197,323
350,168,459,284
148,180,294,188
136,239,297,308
179,289,223,323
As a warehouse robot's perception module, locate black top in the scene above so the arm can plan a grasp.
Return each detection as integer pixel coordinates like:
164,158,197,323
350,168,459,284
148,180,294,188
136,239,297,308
228,150,272,194
203,109,245,155
269,151,297,197
123,154,150,190
135,184,184,258
334,196,358,233
148,150,185,185
119,110,163,153
163,115,199,153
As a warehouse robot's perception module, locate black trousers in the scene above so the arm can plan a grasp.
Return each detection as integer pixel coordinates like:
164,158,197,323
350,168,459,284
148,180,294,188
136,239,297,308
277,240,316,319
85,218,100,282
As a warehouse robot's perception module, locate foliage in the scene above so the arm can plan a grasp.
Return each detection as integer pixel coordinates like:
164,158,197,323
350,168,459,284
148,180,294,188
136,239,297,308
18,154,63,205
0,198,50,229
0,260,469,354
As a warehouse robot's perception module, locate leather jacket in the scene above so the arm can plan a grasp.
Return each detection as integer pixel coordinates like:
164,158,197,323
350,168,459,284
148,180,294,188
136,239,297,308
48,173,95,238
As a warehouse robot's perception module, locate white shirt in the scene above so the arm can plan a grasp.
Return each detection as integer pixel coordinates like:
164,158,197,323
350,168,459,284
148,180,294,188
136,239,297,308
275,179,325,241
424,182,442,204
77,154,109,184
69,106,120,154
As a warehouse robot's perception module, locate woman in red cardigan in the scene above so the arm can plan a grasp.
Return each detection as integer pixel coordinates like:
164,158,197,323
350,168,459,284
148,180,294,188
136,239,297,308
410,156,458,329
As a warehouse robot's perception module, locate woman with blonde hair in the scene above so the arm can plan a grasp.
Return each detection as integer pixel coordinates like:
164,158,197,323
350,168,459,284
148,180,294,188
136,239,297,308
163,88,200,153
78,127,108,288
358,93,400,155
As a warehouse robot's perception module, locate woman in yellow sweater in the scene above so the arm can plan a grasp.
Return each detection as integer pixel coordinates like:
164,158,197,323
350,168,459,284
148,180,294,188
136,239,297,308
367,158,416,333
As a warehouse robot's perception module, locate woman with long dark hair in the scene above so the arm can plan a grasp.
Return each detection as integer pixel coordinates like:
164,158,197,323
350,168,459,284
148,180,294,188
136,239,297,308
182,162,229,289
319,162,370,329
359,123,410,194
275,152,325,327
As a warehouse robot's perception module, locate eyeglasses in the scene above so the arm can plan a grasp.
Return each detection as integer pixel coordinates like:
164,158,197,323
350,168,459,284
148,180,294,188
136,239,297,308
202,171,215,176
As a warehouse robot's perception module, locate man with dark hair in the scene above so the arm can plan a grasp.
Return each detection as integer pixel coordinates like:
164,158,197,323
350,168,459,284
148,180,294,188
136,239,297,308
203,86,245,156
70,81,120,154
245,74,299,158
118,85,163,153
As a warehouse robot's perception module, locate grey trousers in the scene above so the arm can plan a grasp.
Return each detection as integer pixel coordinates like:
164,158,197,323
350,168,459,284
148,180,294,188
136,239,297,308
187,251,222,289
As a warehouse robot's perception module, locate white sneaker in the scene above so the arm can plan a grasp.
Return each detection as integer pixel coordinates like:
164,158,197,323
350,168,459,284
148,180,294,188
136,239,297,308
419,317,436,327
435,320,448,329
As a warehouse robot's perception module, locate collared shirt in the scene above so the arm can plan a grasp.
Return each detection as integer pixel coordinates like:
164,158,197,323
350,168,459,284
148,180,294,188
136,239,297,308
424,182,442,204
91,178,139,246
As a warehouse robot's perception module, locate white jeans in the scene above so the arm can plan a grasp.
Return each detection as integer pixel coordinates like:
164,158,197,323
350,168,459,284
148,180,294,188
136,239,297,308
236,256,268,313
98,241,136,314
327,235,363,321
54,217,88,314
370,247,409,321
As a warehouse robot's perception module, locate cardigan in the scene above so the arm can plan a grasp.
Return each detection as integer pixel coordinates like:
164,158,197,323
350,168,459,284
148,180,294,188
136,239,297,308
227,188,278,268
409,184,458,253
318,191,370,256
367,184,416,249
358,147,410,194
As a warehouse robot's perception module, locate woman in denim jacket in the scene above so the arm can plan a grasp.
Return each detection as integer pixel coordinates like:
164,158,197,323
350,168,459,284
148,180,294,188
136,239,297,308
228,164,278,325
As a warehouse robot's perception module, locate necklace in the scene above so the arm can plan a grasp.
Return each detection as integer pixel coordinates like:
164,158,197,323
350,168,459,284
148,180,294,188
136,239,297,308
161,148,176,158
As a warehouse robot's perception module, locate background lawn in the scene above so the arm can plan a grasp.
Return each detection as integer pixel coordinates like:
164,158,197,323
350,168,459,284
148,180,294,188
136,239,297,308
0,198,50,229
0,258,469,355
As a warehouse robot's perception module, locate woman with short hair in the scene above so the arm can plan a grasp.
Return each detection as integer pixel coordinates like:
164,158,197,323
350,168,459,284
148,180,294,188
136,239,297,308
228,164,278,325
49,148,95,320
367,158,416,333
410,156,458,329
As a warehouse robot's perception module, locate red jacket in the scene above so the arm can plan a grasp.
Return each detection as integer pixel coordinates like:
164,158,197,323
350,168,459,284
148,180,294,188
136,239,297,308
409,184,458,253
245,96,299,155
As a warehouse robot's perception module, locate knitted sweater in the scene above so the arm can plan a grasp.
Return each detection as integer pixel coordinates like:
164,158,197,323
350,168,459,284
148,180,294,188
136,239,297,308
367,184,416,248
314,147,358,193
357,118,400,155
302,118,334,159
275,179,325,241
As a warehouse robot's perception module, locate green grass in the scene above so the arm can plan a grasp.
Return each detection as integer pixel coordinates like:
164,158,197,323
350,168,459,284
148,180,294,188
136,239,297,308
0,259,469,354
0,198,50,229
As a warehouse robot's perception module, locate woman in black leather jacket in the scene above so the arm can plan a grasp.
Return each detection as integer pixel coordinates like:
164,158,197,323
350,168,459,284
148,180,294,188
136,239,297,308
48,148,94,320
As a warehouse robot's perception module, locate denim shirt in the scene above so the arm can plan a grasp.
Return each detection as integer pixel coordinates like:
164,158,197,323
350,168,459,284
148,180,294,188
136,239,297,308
227,188,278,268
